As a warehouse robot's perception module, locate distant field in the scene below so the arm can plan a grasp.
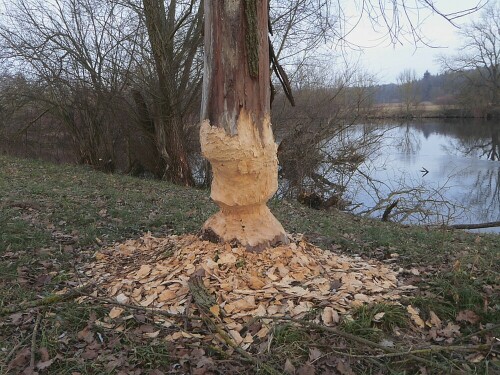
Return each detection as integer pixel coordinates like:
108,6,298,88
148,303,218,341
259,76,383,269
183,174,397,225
373,102,454,116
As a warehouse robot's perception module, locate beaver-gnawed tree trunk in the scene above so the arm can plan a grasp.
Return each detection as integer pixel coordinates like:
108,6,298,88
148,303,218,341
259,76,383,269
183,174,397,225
200,0,288,252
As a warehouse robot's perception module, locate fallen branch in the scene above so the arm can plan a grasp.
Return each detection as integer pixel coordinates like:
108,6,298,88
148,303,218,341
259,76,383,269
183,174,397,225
382,199,399,222
320,343,493,359
29,312,43,370
0,284,92,317
256,316,450,371
460,323,500,341
447,221,500,230
188,270,284,375
426,221,500,231
80,293,203,321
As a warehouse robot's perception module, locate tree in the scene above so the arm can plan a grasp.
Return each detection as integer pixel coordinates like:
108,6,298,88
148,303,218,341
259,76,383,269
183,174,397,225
197,1,482,251
0,0,140,171
397,69,420,116
140,0,203,185
440,3,500,113
200,0,288,252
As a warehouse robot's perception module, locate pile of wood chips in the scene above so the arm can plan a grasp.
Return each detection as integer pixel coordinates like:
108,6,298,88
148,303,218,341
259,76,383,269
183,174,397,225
83,233,415,347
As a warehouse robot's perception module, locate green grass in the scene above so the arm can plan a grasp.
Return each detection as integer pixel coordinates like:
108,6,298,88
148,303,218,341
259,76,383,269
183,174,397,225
0,154,499,374
341,303,408,340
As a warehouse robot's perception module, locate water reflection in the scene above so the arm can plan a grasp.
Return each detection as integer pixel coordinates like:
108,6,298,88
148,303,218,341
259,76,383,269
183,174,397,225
356,119,500,232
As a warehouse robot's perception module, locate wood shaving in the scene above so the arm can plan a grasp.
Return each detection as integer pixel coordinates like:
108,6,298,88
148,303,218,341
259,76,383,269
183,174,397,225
83,233,415,344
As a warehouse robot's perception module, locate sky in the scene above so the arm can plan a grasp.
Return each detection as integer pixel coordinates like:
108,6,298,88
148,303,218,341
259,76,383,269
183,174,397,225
340,0,489,84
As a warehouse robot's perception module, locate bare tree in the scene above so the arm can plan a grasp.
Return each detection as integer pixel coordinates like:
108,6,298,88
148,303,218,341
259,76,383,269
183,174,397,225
140,0,203,185
0,0,140,171
397,69,420,116
439,2,500,114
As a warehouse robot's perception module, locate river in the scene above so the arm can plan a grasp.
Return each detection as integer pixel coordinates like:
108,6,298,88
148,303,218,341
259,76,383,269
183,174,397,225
349,119,500,233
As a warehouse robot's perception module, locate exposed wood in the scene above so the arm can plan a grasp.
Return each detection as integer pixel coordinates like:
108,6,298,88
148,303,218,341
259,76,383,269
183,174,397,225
200,0,288,251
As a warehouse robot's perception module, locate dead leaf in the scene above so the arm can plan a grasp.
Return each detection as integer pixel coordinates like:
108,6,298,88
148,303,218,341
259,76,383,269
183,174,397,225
7,347,30,371
109,307,124,319
81,348,99,360
39,348,50,362
373,312,385,322
227,330,242,345
456,310,480,324
158,290,177,302
284,358,296,374
135,264,152,279
217,253,236,265
209,304,220,317
426,310,442,328
467,353,485,363
336,359,355,375
115,293,129,304
36,358,55,371
309,347,322,362
438,322,461,338
247,275,266,290
144,330,160,338
296,363,315,375
77,326,94,343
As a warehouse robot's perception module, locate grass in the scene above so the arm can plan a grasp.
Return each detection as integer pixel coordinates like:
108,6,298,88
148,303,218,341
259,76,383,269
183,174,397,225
0,154,499,374
341,303,408,340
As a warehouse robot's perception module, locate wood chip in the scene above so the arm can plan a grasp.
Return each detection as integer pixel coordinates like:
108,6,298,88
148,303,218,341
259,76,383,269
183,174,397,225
83,233,416,344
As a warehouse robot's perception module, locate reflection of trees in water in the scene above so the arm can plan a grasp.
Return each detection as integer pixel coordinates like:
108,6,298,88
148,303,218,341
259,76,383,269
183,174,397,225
394,124,422,155
447,126,500,161
468,167,500,220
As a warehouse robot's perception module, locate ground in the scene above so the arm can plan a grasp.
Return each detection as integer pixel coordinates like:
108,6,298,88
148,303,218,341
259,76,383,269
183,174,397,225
0,154,498,374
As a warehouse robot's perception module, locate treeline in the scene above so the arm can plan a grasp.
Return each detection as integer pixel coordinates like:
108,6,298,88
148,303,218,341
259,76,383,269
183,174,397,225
374,69,499,113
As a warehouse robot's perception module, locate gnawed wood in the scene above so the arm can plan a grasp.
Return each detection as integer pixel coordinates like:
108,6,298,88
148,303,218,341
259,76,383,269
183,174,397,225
201,1,287,251
200,115,287,251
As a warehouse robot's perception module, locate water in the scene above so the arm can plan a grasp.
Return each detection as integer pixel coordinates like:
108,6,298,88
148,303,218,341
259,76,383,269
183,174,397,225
349,119,500,232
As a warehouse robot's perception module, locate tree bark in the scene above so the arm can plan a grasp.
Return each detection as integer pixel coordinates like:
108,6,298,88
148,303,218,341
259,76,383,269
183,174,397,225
200,0,288,252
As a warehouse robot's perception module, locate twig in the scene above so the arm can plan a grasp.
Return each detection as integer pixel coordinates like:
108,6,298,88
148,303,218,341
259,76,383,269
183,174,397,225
256,316,450,371
80,293,203,321
4,333,33,365
460,324,500,341
29,312,43,370
382,199,399,221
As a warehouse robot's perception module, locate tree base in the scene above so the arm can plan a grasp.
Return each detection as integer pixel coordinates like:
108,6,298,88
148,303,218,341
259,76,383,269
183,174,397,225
201,204,289,252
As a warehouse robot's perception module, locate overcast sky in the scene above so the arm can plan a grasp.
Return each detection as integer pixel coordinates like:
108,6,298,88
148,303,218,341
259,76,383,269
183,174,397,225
341,0,489,84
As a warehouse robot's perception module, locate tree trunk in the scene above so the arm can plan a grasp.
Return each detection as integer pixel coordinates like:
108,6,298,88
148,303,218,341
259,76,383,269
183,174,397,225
200,0,288,252
142,0,194,186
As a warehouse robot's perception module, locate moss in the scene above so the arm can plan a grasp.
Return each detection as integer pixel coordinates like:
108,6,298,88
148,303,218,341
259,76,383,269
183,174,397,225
244,0,259,78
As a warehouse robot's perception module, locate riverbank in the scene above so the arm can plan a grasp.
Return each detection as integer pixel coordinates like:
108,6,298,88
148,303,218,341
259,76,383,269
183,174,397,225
1,154,498,373
371,103,500,119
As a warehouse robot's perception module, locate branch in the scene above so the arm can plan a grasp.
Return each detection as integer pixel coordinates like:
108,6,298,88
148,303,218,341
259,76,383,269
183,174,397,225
256,315,450,371
0,284,92,317
188,270,283,375
446,221,500,230
382,199,399,222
